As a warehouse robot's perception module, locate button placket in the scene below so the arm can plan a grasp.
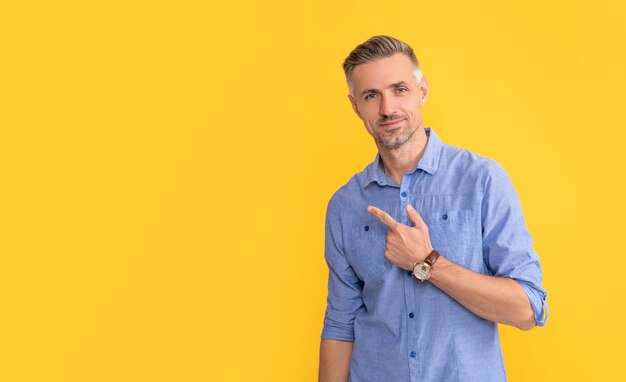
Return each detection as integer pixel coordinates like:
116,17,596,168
404,254,421,379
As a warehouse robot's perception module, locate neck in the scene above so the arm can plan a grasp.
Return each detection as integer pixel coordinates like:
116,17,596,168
378,127,429,185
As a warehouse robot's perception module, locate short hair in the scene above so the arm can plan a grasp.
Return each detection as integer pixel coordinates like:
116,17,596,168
343,35,422,95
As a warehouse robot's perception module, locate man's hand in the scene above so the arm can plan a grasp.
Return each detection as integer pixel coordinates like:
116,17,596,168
367,204,434,271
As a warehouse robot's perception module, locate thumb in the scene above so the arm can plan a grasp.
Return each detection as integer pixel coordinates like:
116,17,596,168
406,204,427,229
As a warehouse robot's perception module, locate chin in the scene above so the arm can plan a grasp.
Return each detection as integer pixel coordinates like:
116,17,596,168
380,139,406,150
379,133,412,149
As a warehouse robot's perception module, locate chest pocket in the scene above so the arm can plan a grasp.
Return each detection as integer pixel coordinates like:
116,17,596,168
422,209,473,266
345,217,392,283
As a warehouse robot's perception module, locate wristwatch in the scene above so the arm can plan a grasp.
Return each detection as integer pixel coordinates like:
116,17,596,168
412,250,441,282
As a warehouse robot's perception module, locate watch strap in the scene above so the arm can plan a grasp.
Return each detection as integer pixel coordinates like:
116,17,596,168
424,249,440,267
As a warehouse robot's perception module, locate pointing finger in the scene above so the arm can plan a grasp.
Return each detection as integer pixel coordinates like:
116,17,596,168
367,206,399,230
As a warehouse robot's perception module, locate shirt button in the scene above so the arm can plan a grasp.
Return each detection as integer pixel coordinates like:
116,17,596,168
401,191,408,197
442,214,448,220
409,351,417,358
409,312,415,319
364,225,369,231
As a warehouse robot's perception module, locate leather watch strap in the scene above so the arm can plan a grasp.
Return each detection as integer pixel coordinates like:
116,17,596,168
424,249,440,267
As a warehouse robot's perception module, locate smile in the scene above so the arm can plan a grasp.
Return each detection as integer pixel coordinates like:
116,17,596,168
379,119,405,129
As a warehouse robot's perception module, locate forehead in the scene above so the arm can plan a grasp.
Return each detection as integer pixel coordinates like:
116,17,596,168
350,53,417,91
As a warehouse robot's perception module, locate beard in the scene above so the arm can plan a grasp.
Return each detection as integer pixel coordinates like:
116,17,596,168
374,119,419,149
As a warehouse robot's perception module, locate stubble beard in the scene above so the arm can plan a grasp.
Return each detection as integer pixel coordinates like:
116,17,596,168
375,120,420,150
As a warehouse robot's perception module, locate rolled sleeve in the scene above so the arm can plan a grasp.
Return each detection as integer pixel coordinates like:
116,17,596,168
321,197,364,341
481,161,549,327
518,280,549,326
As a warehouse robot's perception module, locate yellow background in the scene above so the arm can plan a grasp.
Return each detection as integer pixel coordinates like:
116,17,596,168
2,0,625,380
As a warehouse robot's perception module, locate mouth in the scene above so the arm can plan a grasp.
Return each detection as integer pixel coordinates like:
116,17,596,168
378,118,406,129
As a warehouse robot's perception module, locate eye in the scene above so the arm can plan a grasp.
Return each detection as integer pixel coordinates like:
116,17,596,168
396,87,409,93
364,93,378,100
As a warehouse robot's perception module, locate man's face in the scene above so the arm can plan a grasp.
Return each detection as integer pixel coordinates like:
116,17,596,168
348,53,428,150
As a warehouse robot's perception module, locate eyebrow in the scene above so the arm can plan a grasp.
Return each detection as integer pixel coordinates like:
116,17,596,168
360,81,410,96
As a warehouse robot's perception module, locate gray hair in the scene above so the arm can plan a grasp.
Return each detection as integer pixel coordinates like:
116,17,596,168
343,35,422,95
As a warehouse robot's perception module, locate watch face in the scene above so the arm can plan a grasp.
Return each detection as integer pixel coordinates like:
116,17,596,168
413,263,432,280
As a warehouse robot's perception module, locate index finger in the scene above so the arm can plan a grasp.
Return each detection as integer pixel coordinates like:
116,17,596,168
367,206,399,230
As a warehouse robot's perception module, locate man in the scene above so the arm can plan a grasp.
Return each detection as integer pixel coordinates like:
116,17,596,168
319,35,548,382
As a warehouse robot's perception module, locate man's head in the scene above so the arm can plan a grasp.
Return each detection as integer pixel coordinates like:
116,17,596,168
343,35,428,150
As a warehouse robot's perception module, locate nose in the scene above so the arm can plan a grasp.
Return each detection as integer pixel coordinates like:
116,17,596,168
379,94,397,117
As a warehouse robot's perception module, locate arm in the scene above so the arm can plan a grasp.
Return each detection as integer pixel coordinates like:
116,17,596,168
368,193,547,330
319,339,353,382
320,198,363,381
429,256,535,330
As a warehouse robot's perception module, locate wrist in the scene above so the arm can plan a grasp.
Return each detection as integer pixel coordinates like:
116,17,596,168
428,254,450,283
412,249,441,282
409,245,434,269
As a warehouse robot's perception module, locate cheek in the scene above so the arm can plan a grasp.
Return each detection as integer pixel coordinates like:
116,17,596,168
360,108,379,124
402,103,422,119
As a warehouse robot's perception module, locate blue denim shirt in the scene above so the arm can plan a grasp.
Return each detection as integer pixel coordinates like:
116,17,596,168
322,128,548,382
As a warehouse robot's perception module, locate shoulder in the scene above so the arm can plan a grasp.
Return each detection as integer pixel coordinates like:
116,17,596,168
326,160,374,215
438,141,509,188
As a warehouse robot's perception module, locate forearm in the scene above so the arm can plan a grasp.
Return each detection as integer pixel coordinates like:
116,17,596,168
429,256,536,330
319,339,353,382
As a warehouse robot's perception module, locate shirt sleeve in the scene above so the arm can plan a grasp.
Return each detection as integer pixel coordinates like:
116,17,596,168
321,197,365,341
481,161,549,327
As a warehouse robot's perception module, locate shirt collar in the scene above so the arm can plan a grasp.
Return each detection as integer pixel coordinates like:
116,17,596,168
365,127,443,186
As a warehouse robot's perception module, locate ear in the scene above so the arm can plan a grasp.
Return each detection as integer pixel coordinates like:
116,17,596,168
348,94,362,119
419,76,429,106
